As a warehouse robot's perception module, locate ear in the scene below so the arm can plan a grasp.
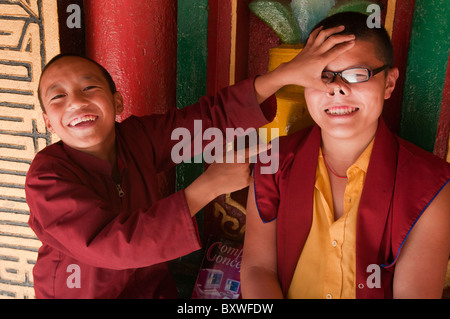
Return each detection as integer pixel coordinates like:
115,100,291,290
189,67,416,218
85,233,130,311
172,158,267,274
384,67,399,100
113,91,124,115
42,113,55,133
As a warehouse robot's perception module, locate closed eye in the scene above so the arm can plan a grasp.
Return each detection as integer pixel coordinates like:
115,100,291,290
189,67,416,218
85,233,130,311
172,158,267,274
50,94,66,101
83,86,98,91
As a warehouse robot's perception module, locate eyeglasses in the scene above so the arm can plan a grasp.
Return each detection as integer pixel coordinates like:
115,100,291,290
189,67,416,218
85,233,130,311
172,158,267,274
321,65,390,84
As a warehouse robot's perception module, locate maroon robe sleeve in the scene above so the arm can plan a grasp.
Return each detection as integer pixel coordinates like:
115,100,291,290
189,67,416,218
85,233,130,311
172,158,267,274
132,77,276,172
26,151,200,270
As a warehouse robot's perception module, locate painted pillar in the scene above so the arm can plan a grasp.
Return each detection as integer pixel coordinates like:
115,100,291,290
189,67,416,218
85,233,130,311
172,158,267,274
83,0,177,201
382,0,415,133
434,52,450,160
399,0,450,153
83,0,177,121
175,0,208,220
171,0,209,298
205,0,254,244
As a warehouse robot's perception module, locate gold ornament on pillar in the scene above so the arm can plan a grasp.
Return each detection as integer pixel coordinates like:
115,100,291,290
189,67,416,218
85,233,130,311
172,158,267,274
213,193,247,242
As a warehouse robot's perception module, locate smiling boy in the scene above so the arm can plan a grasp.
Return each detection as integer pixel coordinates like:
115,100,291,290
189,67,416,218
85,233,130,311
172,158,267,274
242,12,450,299
25,51,305,298
39,57,122,165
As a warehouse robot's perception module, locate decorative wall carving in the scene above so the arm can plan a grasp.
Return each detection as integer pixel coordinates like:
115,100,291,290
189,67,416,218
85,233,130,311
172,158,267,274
0,0,59,299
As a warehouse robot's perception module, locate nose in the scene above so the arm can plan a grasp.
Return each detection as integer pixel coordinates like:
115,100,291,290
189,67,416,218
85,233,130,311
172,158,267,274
326,76,351,97
68,90,89,109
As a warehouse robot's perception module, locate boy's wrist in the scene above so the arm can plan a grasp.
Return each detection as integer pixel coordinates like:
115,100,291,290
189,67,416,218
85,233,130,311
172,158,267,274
184,172,219,216
254,68,287,104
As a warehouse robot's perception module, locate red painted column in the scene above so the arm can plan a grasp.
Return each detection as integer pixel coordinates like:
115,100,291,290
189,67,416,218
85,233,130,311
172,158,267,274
83,0,177,197
382,0,415,133
83,0,177,121
206,0,232,95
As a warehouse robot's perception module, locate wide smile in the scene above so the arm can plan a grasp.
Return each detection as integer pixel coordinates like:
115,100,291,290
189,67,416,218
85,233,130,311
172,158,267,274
325,106,359,116
68,114,99,128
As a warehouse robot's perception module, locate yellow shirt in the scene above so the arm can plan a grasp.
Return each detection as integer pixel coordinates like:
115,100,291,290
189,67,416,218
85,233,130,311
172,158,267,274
287,139,374,299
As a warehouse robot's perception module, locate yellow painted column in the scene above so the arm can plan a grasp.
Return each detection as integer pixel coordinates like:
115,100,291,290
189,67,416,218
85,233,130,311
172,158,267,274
384,0,397,38
0,0,60,299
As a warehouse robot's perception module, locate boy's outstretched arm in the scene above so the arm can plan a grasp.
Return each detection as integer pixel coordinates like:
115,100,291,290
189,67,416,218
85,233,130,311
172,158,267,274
253,25,355,104
184,161,252,217
184,146,269,217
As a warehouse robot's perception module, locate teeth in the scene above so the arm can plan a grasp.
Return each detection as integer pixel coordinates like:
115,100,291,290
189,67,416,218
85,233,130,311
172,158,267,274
69,115,97,127
325,107,359,115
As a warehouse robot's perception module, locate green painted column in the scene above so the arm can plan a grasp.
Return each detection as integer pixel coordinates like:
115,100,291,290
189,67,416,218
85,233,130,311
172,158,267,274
170,0,209,298
176,0,208,195
399,0,450,152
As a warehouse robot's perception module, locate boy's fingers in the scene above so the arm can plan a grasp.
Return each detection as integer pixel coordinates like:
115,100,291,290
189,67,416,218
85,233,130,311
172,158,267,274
314,25,346,44
308,80,340,94
306,26,324,46
320,34,355,54
322,40,356,62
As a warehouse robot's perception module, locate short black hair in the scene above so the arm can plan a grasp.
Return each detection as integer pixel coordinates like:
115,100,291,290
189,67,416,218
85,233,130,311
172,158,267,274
37,53,117,113
312,12,394,67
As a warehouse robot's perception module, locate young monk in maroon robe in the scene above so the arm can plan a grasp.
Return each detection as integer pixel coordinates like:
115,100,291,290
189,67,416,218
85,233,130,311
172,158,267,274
242,12,450,299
